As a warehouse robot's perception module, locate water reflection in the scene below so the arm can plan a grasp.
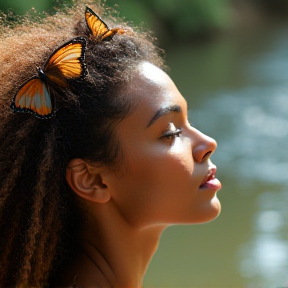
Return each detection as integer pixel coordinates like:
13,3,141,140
197,86,288,185
244,106,288,138
239,189,288,288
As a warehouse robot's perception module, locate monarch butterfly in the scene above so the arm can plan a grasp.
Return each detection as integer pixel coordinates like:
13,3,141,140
10,37,87,119
85,7,124,40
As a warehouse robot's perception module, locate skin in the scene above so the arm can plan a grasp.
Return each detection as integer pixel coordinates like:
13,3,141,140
57,62,221,288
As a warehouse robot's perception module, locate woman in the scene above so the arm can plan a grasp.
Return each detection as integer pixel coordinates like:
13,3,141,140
0,1,221,287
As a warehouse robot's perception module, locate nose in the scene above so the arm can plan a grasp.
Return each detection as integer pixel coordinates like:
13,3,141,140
191,128,217,163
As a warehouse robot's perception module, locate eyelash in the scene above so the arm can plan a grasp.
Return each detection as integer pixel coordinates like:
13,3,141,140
162,129,182,139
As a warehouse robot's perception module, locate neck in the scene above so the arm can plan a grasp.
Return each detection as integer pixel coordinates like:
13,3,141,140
82,225,164,287
56,202,167,288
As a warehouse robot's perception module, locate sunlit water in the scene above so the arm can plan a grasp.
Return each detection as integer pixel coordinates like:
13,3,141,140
144,21,288,288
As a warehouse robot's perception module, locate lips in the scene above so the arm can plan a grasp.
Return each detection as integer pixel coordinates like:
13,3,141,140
200,167,216,186
199,167,221,190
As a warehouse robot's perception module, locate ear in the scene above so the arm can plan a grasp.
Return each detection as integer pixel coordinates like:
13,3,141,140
66,158,111,203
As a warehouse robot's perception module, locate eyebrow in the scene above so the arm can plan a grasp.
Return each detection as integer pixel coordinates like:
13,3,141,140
147,104,182,128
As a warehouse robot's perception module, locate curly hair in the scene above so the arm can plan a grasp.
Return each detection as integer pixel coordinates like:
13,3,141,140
0,1,164,286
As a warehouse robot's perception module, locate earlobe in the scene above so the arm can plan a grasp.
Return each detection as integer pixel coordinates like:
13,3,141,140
66,158,111,203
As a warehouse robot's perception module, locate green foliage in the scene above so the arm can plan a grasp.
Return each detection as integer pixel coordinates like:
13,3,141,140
106,0,232,42
0,0,73,15
0,0,232,42
149,0,231,32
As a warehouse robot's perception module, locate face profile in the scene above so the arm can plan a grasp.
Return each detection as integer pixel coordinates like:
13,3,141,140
101,62,221,228
0,4,222,288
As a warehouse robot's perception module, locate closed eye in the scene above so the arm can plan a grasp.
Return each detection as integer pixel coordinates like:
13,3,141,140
161,129,182,139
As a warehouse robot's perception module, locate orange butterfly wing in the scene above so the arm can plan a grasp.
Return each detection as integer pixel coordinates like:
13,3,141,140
11,37,86,118
11,78,52,118
44,37,87,87
85,7,124,40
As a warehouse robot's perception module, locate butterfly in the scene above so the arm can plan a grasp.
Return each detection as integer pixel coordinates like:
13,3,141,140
85,6,124,40
10,37,87,119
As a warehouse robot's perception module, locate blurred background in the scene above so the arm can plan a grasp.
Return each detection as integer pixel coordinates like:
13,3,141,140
1,0,288,287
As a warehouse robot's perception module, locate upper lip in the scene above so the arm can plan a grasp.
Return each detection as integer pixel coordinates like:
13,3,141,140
200,166,217,187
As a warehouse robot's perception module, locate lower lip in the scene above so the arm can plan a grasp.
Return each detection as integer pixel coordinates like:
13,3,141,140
199,178,222,190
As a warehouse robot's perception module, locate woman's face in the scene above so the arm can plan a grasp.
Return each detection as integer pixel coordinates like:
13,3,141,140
109,62,221,228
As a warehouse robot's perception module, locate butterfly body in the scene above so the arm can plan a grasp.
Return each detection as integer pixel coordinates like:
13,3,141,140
37,67,47,81
11,37,87,119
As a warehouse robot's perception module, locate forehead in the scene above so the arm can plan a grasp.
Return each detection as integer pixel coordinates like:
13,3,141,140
138,62,170,87
127,62,185,112
115,62,188,142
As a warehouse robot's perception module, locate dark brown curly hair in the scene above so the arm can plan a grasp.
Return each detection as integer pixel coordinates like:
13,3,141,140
0,1,164,286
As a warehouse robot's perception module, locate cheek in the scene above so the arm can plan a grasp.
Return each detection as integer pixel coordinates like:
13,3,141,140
119,141,198,218
130,139,195,190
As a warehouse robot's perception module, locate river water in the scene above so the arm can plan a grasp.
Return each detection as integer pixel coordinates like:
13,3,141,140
144,20,288,288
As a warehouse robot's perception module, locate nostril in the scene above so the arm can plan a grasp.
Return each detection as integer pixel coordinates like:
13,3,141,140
202,151,212,161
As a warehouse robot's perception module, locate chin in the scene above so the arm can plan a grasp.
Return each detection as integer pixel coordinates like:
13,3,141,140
190,196,221,224
203,196,221,223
